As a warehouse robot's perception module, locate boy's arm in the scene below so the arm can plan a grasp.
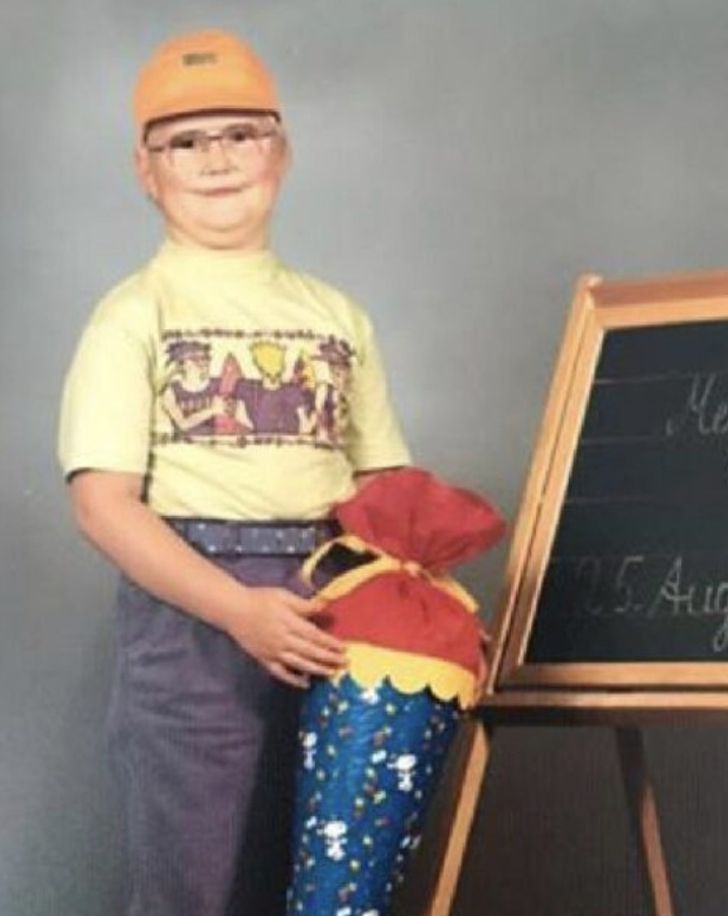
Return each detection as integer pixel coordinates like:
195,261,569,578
69,470,347,687
345,310,411,474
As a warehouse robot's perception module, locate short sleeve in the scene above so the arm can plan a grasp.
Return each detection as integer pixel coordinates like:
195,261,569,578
345,313,411,471
58,322,154,479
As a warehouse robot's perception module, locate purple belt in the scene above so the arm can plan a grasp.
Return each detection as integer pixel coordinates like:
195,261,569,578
164,517,340,557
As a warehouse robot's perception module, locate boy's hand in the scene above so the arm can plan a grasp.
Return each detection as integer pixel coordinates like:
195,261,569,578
226,587,348,688
68,471,346,690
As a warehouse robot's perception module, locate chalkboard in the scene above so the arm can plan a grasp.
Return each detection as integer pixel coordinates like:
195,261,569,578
491,271,728,698
527,319,728,663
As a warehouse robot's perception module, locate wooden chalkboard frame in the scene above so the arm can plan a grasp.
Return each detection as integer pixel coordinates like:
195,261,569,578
486,269,728,715
415,271,728,916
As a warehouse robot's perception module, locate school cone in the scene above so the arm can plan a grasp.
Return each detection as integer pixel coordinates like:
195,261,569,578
285,468,506,916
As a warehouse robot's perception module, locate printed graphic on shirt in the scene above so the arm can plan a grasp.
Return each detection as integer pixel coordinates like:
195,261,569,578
153,329,355,450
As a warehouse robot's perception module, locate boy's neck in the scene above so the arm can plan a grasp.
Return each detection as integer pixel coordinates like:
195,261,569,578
165,221,270,253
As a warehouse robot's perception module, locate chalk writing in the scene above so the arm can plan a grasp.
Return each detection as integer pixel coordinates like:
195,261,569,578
665,373,728,438
549,553,728,654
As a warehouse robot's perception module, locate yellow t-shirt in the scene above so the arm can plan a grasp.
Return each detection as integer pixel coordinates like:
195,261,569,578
58,240,411,520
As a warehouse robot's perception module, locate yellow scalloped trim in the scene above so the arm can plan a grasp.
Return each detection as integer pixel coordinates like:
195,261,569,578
333,641,477,709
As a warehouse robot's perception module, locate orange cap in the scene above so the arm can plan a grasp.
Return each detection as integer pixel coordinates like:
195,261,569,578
133,29,280,132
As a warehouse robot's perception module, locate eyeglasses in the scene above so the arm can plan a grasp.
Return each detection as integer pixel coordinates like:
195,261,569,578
146,118,282,173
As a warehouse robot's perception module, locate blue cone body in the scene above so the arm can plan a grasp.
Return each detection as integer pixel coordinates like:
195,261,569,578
286,673,461,916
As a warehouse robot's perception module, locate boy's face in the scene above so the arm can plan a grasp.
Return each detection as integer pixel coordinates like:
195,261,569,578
135,111,288,251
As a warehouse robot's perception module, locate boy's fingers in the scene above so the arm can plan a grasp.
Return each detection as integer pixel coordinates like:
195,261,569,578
289,636,348,668
268,661,309,689
281,651,341,677
303,625,348,657
289,614,348,654
287,594,327,616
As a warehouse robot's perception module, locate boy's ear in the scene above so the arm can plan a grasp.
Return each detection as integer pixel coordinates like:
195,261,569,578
134,143,159,201
281,142,292,180
275,129,293,180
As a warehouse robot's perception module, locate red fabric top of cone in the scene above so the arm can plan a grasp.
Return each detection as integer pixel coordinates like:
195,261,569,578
318,468,507,674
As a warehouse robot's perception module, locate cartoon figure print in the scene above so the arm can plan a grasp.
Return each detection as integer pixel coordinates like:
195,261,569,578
161,340,253,438
319,820,348,861
160,332,353,447
301,732,318,771
243,340,315,436
389,754,418,792
335,910,380,916
311,338,353,444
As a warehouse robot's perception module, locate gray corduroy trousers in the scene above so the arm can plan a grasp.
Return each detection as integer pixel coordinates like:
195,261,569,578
106,537,320,916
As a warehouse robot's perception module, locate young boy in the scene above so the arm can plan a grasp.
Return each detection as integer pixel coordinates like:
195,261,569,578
58,29,410,916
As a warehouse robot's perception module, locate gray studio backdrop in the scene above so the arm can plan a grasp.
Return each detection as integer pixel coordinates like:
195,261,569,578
4,1,728,914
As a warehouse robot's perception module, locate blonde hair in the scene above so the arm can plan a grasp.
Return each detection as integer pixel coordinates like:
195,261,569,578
250,340,286,379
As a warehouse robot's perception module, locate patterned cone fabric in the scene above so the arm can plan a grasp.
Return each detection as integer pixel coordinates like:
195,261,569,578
286,674,461,916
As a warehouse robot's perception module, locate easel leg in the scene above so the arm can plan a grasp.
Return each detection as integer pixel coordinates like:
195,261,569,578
424,718,494,916
615,727,675,916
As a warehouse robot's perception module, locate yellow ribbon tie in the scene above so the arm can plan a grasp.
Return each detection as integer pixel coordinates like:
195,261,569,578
301,533,478,614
